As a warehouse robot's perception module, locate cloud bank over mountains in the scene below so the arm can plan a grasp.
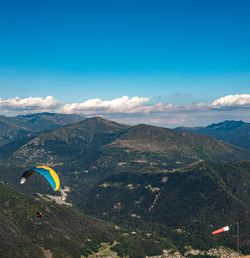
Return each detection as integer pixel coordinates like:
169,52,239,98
0,94,249,127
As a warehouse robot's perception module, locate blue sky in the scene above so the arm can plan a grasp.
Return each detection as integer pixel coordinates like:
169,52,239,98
0,0,249,126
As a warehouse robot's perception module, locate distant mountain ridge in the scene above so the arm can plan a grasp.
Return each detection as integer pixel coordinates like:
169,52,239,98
0,112,85,148
16,112,85,131
11,117,250,169
176,120,250,150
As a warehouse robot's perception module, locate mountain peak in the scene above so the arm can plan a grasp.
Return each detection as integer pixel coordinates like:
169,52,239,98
87,116,113,123
80,116,129,129
207,120,245,131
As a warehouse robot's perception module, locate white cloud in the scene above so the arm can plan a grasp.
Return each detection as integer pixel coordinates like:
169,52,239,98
212,94,250,108
60,96,151,114
0,96,61,112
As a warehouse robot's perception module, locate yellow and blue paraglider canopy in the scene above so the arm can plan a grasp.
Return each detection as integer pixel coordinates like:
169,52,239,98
20,165,60,191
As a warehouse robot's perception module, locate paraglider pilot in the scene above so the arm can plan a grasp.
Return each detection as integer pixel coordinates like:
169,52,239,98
36,210,42,218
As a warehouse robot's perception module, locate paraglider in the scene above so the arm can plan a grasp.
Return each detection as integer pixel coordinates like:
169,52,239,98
20,165,60,191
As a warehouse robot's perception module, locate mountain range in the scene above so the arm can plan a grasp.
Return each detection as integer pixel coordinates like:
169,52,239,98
8,117,250,170
0,114,250,257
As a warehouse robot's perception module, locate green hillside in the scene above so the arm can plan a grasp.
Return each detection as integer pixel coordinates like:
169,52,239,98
71,161,250,253
0,182,175,258
0,184,119,258
0,117,250,257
